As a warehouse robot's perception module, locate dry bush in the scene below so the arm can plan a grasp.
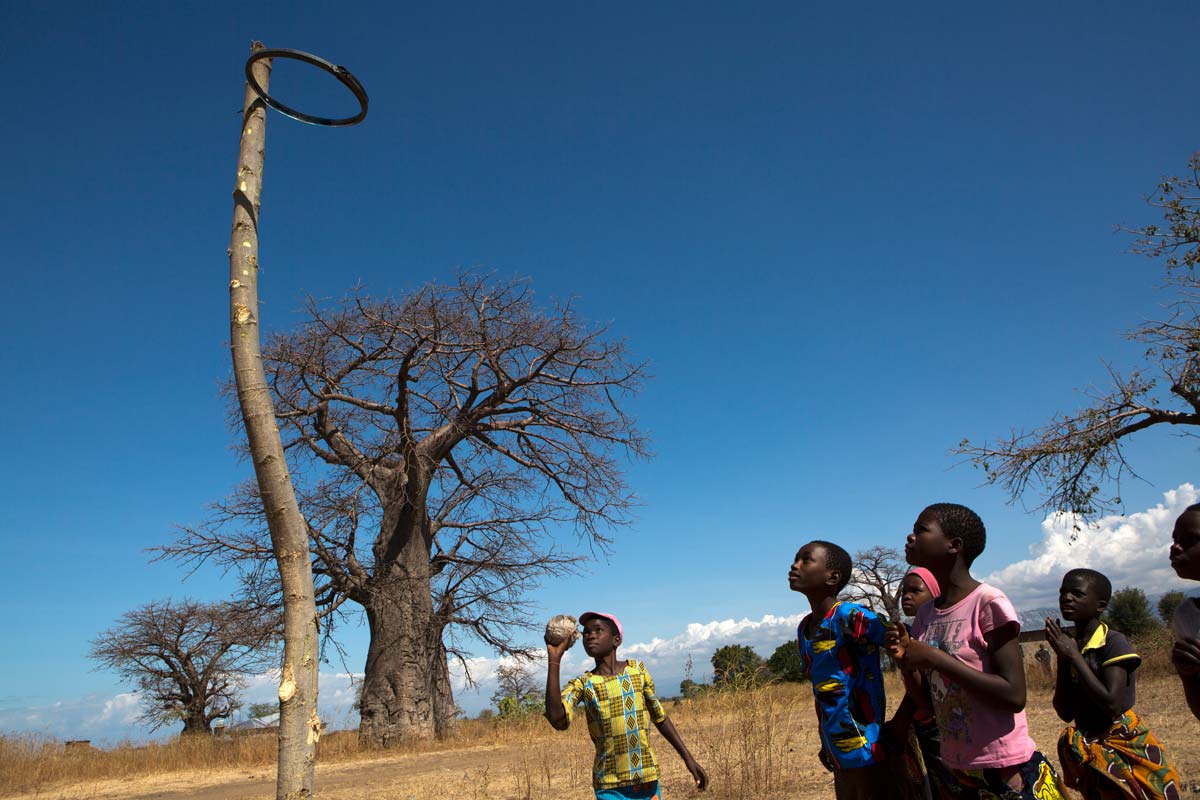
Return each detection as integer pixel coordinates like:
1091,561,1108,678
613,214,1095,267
683,676,813,799
0,729,367,796
1132,627,1175,677
6,673,1199,800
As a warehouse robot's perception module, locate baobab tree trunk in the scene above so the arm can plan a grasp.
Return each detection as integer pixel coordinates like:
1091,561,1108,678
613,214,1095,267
358,564,455,744
358,508,456,746
228,41,321,800
182,708,211,736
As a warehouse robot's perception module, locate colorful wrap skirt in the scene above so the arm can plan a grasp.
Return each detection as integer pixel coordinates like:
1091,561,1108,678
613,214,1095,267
951,750,1066,800
1057,711,1182,800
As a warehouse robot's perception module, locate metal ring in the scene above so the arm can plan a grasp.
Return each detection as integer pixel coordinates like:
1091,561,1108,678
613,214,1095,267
245,48,369,127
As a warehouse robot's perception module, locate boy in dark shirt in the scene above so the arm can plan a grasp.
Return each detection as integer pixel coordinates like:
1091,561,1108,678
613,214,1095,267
1046,568,1181,800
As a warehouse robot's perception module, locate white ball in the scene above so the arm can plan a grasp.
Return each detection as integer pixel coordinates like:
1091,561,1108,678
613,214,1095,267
545,614,580,647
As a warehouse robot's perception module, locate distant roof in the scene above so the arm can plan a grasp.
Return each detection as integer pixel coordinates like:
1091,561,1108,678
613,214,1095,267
231,713,280,730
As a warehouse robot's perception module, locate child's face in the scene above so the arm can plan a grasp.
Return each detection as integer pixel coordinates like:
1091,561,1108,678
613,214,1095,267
1171,510,1200,581
788,542,837,595
1058,574,1105,623
581,618,620,658
899,573,933,616
905,508,954,568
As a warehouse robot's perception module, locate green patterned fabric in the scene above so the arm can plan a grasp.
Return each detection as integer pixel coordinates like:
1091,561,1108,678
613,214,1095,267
1058,710,1182,800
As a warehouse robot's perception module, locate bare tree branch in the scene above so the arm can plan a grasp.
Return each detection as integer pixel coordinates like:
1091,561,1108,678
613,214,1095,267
844,546,906,623
954,152,1200,523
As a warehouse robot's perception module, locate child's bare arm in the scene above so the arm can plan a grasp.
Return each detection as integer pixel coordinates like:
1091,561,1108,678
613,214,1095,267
886,665,930,731
543,638,571,730
1050,655,1072,723
1044,619,1074,722
894,622,1026,713
1172,637,1200,720
653,715,708,790
1046,617,1130,721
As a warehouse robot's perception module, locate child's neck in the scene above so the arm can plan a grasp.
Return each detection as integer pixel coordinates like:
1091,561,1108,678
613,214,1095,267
592,652,626,676
1072,616,1102,643
932,562,979,607
803,593,839,632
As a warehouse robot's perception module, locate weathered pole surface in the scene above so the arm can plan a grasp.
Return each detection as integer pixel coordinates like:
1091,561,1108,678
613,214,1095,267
227,41,321,799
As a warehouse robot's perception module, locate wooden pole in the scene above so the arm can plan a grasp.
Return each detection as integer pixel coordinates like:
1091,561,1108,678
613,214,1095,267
227,40,321,800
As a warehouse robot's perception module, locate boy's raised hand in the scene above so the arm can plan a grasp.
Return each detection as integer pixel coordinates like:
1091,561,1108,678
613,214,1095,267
544,633,572,664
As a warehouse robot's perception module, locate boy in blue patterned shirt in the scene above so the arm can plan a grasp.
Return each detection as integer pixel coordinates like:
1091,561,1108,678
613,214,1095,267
791,540,901,800
545,611,708,799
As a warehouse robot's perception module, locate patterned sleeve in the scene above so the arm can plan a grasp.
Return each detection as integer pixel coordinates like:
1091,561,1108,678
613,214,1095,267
1102,630,1142,671
845,604,888,647
638,662,667,724
978,586,1021,636
560,673,587,722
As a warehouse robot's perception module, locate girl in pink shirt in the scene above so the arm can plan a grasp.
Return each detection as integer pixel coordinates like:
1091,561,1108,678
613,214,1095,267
887,503,1066,800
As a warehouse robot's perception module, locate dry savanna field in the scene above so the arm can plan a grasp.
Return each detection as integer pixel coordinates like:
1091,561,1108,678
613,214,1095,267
4,666,1199,800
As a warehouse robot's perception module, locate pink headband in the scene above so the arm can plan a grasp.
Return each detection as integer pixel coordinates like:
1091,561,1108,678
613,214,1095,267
905,567,941,599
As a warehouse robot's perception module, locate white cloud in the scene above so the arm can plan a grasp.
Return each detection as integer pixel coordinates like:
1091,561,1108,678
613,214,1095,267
88,692,141,726
448,612,806,716
983,483,1199,609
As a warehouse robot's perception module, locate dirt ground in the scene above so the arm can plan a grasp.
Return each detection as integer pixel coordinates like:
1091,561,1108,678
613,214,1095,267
11,676,1200,800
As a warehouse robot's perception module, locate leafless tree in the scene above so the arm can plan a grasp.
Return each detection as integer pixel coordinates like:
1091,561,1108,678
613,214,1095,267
954,152,1200,522
89,600,279,735
844,546,905,622
161,273,648,746
490,663,540,708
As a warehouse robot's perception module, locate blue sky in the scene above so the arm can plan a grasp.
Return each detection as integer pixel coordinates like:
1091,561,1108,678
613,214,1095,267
3,2,1200,742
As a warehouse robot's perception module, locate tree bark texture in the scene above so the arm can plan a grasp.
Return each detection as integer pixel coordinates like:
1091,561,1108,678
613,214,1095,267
357,489,455,744
228,42,321,800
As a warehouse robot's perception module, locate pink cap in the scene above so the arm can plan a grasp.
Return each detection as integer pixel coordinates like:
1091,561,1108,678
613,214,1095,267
578,611,623,640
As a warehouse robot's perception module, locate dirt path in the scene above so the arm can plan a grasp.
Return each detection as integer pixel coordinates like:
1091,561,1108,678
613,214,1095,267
11,744,514,800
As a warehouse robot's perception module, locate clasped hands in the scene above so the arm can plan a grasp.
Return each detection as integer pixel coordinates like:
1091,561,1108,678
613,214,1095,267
885,622,936,670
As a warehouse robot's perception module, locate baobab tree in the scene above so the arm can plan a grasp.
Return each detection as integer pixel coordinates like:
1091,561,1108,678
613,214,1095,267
164,273,648,746
89,600,279,734
843,545,906,622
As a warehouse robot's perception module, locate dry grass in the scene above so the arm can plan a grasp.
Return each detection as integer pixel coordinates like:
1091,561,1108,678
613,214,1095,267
4,659,1199,800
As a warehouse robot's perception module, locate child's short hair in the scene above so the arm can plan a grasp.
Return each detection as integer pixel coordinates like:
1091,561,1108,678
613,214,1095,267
810,540,853,592
1063,567,1113,603
924,503,986,564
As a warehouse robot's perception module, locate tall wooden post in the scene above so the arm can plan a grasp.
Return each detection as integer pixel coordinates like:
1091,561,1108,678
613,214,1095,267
227,41,321,799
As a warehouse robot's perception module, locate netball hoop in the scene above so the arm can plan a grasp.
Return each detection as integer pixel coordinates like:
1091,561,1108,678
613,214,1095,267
244,47,369,126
